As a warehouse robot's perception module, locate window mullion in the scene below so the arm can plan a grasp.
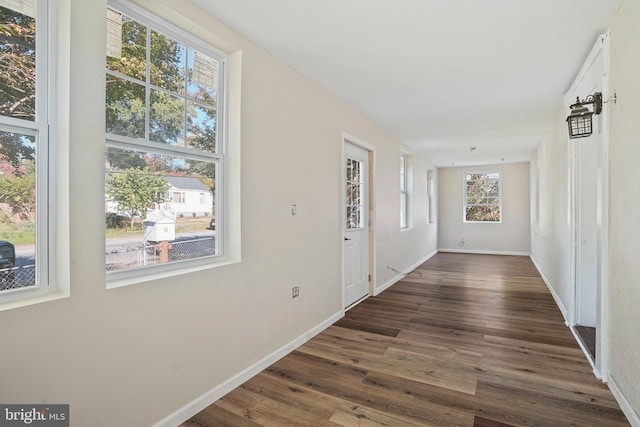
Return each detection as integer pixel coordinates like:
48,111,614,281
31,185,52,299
106,134,221,162
144,25,151,141
183,44,188,149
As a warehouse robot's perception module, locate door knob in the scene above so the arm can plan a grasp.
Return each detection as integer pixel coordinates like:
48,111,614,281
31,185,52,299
344,237,351,241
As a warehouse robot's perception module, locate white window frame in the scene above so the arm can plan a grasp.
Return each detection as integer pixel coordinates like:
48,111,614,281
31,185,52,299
0,0,60,309
400,152,413,230
463,171,502,223
427,169,435,224
171,191,185,204
105,0,228,288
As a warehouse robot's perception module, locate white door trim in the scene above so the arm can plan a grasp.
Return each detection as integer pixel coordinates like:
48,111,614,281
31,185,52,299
341,132,375,310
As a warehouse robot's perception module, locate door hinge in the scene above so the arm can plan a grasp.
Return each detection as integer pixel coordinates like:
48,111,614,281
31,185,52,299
368,274,371,282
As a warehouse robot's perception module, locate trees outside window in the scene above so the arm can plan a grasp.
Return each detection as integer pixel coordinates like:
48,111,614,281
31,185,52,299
105,1,225,277
464,172,501,222
0,2,48,295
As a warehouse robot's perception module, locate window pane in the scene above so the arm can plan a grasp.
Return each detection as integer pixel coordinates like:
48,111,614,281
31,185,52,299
485,197,499,205
187,101,216,152
346,157,363,230
106,13,147,81
105,147,217,272
464,172,501,222
400,155,406,191
149,89,185,146
465,206,500,222
0,129,36,291
106,74,146,138
400,193,407,228
150,30,185,94
0,5,36,121
487,187,499,197
187,48,218,101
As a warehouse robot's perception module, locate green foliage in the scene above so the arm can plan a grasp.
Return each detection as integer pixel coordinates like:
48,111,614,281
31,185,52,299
149,89,183,144
105,212,128,229
106,17,187,145
465,173,501,222
104,11,220,216
106,146,147,170
0,7,38,168
105,14,218,155
0,172,35,221
0,6,36,121
105,167,170,228
0,131,35,170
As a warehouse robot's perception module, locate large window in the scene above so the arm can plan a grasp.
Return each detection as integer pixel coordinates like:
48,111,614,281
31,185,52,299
464,172,501,222
105,1,225,282
0,0,51,300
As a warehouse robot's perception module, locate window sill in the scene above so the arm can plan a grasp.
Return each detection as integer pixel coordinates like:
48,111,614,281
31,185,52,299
106,256,238,290
463,221,503,224
0,288,69,313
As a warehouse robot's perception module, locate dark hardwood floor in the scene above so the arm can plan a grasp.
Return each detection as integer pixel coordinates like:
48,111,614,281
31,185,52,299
181,253,630,426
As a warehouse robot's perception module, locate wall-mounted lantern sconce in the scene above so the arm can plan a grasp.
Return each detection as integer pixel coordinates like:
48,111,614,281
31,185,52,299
566,92,602,139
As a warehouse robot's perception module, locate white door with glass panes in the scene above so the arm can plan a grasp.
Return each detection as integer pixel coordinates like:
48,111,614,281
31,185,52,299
344,143,370,308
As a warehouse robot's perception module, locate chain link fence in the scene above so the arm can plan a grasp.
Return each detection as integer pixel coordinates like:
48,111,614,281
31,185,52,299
106,237,215,272
0,265,36,291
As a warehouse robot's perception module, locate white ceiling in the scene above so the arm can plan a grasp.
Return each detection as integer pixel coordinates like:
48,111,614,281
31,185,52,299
192,0,622,167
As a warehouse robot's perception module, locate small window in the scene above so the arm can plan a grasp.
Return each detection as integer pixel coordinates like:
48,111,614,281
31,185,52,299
464,172,501,222
171,191,185,204
534,167,540,230
346,156,364,230
105,1,224,281
400,154,411,229
0,0,54,304
427,169,435,224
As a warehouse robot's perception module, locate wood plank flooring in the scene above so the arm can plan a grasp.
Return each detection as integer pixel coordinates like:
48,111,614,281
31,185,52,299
181,253,630,427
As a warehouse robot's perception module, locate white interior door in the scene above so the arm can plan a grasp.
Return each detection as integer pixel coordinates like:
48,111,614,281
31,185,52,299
344,143,369,308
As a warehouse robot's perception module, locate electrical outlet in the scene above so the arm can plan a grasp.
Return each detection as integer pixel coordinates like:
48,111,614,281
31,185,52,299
292,286,300,298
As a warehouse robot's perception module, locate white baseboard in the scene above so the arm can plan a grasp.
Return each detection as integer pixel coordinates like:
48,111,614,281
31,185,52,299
438,248,530,256
609,374,640,427
530,255,568,321
375,250,438,296
153,310,344,427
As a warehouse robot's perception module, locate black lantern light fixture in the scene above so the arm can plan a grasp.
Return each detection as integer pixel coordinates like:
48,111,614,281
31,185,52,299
566,92,602,139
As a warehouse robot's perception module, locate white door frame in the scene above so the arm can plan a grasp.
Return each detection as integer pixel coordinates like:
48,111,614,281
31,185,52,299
341,132,375,310
565,33,610,381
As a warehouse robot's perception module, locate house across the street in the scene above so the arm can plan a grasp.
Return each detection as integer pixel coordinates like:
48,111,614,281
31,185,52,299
106,175,213,218
164,176,213,217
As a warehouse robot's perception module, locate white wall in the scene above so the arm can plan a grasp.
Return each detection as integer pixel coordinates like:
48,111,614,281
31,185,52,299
529,110,573,317
438,162,530,254
532,0,640,422
0,0,437,425
608,0,640,421
377,150,439,293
